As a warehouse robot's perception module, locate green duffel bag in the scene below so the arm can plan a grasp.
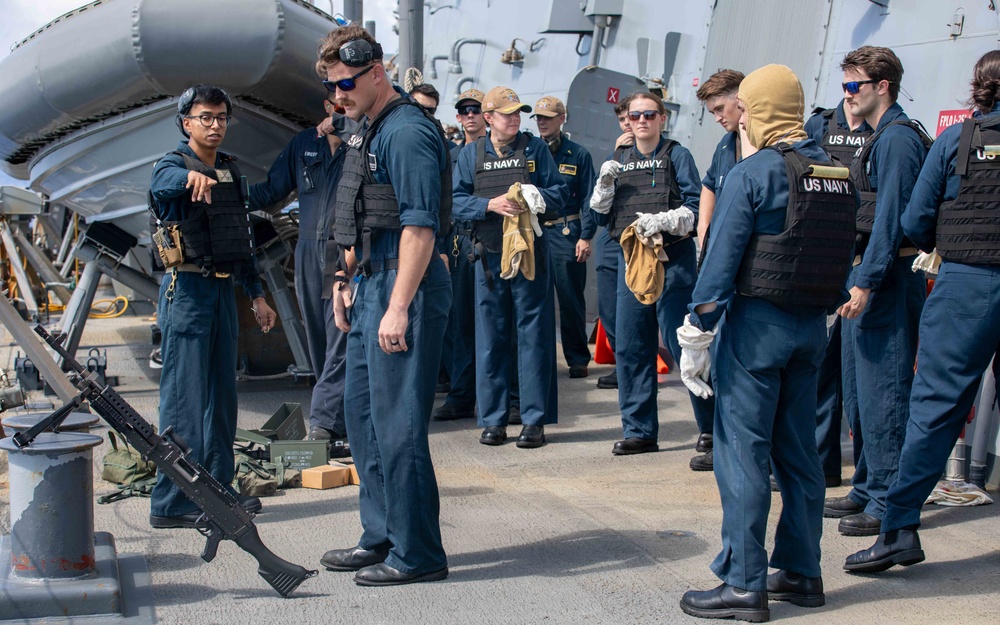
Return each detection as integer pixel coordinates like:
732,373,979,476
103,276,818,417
234,452,302,497
98,431,157,504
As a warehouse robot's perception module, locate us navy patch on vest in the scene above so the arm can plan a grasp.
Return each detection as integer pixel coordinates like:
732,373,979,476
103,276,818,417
368,153,378,171
347,134,363,149
825,134,866,148
620,159,663,173
528,160,536,173
559,164,577,175
215,169,234,183
483,157,524,171
802,177,852,194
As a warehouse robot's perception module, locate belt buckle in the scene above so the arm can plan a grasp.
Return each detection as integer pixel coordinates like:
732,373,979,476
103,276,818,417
215,272,231,279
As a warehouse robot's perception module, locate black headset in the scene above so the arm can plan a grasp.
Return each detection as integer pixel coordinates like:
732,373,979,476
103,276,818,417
175,86,233,138
339,39,384,68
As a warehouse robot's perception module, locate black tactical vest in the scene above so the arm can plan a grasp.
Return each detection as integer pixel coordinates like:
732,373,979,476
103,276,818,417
162,151,253,274
608,139,684,242
736,144,857,307
333,96,453,275
850,119,933,256
472,133,532,252
936,116,1000,265
819,108,871,169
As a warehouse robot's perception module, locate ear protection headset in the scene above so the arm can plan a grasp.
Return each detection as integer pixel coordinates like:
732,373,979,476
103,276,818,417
339,39,384,68
175,86,233,138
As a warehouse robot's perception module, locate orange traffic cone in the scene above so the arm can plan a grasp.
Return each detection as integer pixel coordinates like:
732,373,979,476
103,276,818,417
657,351,670,374
594,319,616,365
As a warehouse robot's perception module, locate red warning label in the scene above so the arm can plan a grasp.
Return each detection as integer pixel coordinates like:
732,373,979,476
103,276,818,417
936,109,971,137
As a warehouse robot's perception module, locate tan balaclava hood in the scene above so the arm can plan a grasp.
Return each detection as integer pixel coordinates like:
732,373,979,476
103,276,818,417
738,64,808,149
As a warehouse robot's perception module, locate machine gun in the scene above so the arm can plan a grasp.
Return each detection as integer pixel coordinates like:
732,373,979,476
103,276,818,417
12,325,318,598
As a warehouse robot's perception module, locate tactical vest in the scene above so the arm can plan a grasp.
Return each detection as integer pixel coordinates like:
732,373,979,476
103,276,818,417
333,96,453,275
159,152,254,274
608,139,684,243
736,144,857,307
936,116,1000,265
471,133,533,252
850,119,933,256
819,108,871,169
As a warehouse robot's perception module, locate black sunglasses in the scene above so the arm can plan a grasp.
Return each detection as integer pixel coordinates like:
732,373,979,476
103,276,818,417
458,104,482,116
842,79,878,95
627,110,659,121
422,105,438,115
322,64,376,93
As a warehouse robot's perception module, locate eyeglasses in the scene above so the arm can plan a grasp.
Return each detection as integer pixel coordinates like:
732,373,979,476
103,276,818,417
842,79,878,95
627,110,659,121
322,64,376,93
186,113,231,128
458,105,482,116
422,105,438,115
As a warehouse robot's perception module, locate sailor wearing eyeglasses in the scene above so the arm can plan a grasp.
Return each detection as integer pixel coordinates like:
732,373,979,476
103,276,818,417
589,92,702,457
825,46,932,539
147,84,276,530
248,97,362,450
315,26,454,587
430,89,489,423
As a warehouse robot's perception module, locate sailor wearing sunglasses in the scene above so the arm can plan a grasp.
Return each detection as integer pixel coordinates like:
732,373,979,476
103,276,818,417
826,45,933,540
316,26,454,587
589,92,704,458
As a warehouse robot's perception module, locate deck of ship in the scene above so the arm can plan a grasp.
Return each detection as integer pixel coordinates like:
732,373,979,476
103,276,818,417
0,288,997,625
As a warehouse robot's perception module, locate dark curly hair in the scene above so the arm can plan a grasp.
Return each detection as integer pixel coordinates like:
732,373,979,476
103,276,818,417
966,50,1000,115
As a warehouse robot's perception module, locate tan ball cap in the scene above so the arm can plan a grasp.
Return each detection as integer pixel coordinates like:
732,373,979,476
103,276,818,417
455,88,485,109
482,86,532,114
532,96,566,118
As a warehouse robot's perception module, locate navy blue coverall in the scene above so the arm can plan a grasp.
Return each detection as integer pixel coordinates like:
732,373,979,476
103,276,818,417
542,133,597,369
452,131,568,429
593,136,705,442
434,141,479,413
149,142,265,517
842,103,928,521
345,94,452,575
881,106,1000,533
249,128,348,437
805,102,873,480
691,139,840,591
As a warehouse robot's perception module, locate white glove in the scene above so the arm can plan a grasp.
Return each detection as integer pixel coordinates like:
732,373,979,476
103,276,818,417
598,160,621,187
632,208,696,238
520,184,547,215
676,314,717,399
912,249,941,276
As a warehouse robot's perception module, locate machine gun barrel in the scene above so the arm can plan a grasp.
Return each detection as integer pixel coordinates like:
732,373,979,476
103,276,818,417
30,325,317,597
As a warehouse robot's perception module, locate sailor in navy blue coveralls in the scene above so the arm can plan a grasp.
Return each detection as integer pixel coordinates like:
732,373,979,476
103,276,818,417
249,103,349,441
832,99,929,535
804,100,872,485
845,68,1000,572
148,88,275,526
452,89,568,445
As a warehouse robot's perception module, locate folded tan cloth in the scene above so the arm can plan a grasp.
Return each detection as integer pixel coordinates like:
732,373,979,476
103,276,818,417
926,480,994,507
500,183,536,280
620,224,668,304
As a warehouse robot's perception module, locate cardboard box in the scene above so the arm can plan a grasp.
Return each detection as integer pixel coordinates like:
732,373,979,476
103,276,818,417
348,464,360,485
302,463,351,490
